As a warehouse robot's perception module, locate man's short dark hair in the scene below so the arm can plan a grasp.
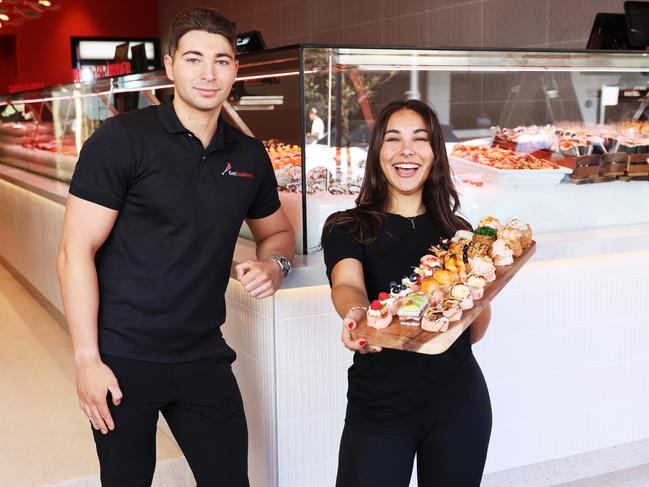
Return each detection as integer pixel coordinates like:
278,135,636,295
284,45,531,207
168,8,237,56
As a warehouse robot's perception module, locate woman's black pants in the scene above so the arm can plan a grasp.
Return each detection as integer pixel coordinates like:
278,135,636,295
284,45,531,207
336,352,492,487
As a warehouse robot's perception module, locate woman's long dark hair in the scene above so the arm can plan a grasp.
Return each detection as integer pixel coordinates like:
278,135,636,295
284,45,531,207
322,99,469,244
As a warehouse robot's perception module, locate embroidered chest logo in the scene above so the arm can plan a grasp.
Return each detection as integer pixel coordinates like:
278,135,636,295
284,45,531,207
222,161,253,179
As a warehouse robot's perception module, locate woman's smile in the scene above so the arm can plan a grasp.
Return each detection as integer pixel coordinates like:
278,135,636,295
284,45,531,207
392,162,422,178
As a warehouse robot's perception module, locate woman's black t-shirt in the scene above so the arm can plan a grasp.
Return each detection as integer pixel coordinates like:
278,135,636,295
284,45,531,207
322,211,471,422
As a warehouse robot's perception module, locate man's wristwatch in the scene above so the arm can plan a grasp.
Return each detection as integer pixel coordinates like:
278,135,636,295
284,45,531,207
267,255,291,278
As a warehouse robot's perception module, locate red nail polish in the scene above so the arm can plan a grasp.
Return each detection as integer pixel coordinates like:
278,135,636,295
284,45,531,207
359,340,367,347
347,322,354,329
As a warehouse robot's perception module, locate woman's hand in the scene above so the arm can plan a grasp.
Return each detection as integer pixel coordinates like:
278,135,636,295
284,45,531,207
341,307,382,354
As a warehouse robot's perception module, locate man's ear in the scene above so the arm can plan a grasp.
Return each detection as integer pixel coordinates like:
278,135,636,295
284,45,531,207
164,54,174,81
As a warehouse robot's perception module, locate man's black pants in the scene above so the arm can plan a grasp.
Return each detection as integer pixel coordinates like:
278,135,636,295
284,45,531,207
92,350,249,487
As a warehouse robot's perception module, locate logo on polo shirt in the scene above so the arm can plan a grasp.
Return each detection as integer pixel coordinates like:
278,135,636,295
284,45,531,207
222,161,253,179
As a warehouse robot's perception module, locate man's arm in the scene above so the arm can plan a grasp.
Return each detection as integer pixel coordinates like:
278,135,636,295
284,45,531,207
57,194,123,434
235,207,294,299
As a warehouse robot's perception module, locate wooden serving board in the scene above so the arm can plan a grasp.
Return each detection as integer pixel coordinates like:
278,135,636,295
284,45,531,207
351,241,536,355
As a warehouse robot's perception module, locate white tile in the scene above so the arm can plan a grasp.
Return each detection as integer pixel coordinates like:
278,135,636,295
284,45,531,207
245,406,277,487
276,362,349,421
278,411,345,472
275,313,352,371
274,285,337,320
279,462,338,487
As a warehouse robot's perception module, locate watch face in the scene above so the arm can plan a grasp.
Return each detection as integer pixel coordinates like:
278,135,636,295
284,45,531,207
269,256,290,275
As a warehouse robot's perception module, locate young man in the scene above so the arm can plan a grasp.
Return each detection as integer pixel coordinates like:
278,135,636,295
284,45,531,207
57,8,293,487
306,107,325,143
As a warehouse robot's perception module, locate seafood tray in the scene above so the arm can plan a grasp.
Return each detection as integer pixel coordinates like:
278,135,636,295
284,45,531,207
449,155,572,186
351,242,536,355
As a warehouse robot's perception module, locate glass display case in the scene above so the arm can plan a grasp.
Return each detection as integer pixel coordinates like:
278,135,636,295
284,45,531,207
2,46,648,254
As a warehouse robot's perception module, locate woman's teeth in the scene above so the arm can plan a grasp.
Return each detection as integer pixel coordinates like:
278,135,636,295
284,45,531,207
394,163,419,177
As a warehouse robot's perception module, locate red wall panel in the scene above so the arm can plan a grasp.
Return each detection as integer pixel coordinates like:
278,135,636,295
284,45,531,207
0,36,18,94
1,0,159,89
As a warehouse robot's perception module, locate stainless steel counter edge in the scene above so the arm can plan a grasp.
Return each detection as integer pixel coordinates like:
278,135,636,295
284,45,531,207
0,164,69,205
233,223,649,290
3,163,648,291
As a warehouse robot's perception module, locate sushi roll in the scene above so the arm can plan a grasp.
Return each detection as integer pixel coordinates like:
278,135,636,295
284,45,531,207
491,239,514,266
506,217,533,248
467,274,487,300
442,299,463,322
421,308,450,333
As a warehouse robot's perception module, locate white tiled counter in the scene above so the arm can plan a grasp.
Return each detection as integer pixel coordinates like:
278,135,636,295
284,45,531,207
223,228,649,487
2,166,649,487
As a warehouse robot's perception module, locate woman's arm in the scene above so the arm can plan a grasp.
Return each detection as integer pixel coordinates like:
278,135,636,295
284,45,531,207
330,258,381,353
470,304,491,344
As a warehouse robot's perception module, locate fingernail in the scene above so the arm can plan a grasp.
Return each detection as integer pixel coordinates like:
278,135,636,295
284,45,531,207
347,321,354,329
359,340,367,347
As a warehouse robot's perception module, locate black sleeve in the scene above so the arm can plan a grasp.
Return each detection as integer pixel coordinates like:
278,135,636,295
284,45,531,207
321,217,365,286
69,117,134,210
246,142,281,219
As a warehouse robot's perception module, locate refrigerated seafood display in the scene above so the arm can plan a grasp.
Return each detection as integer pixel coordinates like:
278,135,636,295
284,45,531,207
493,123,649,156
2,46,649,253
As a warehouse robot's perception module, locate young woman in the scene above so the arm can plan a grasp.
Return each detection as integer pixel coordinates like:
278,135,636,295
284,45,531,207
322,100,492,487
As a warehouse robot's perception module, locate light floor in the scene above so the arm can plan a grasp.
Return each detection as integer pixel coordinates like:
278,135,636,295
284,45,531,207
555,464,649,487
0,262,187,487
1,260,648,487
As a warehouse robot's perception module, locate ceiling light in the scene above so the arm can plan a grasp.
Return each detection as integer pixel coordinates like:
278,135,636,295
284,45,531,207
39,0,51,6
0,13,8,20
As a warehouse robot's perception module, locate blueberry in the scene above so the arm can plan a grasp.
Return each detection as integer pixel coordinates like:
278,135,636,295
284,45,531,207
440,238,451,250
388,280,398,288
390,285,400,294
399,283,407,291
409,272,418,282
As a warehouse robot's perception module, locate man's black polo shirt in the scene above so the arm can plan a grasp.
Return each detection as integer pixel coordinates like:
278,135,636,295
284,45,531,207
69,98,280,363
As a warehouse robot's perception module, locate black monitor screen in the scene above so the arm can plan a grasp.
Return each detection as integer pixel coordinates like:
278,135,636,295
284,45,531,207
587,13,632,49
236,31,266,54
130,43,147,73
113,43,129,62
625,1,649,47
